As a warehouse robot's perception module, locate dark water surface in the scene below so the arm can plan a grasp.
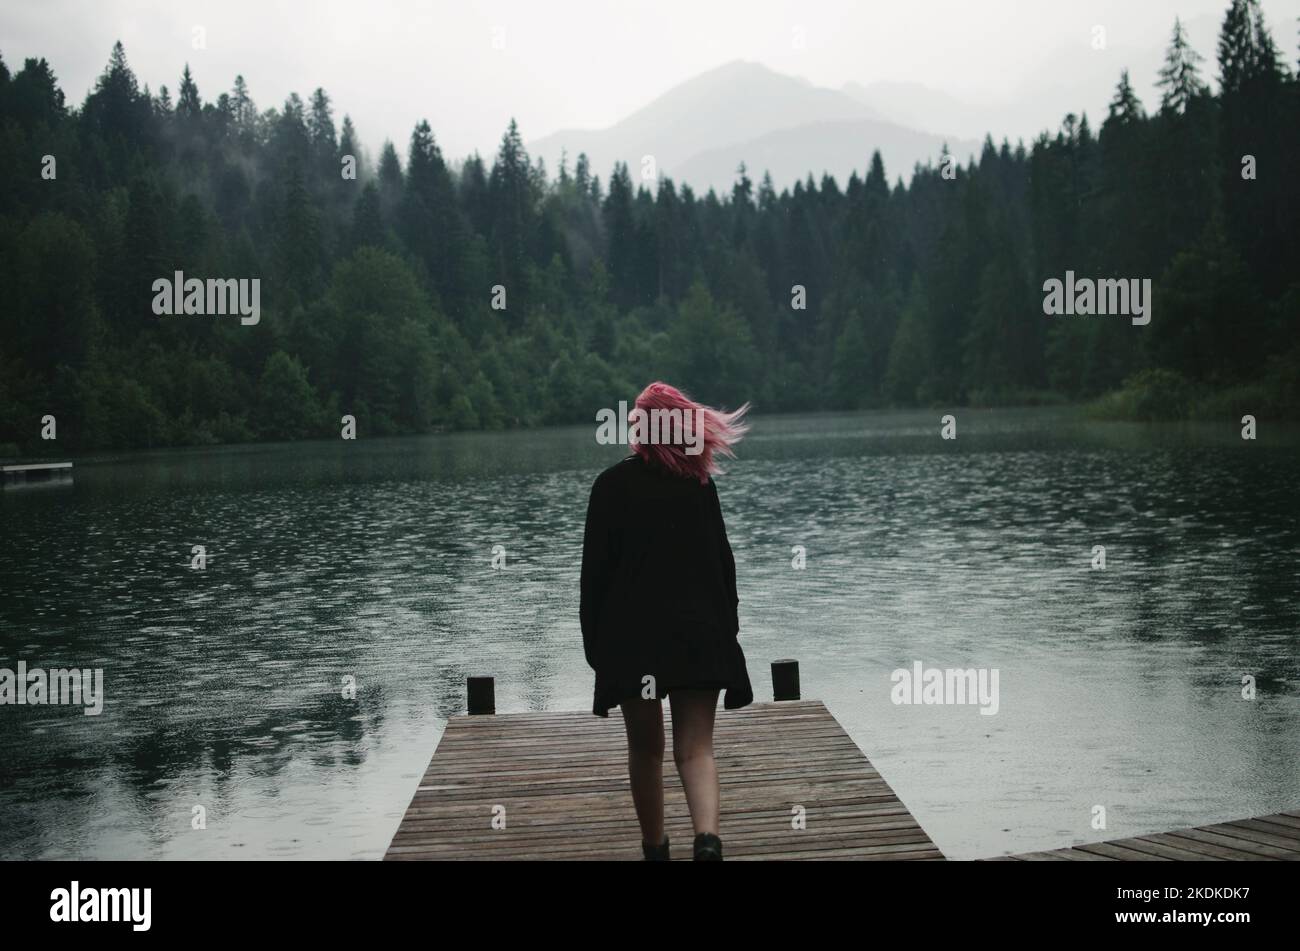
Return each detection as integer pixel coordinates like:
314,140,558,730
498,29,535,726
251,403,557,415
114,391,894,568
2,407,1297,858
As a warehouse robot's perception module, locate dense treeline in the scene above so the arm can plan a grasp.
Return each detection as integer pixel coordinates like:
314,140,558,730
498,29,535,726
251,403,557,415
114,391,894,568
1,0,1298,452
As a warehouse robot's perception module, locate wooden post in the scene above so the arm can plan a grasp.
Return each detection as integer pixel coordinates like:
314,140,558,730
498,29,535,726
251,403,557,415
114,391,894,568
467,676,495,715
771,659,800,701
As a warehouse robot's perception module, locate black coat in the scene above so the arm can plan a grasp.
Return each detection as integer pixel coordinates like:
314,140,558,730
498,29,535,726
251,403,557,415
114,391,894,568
580,454,753,716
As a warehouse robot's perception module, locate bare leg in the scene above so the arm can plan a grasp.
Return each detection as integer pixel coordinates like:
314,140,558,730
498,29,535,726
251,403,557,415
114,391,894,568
669,688,721,836
619,697,665,845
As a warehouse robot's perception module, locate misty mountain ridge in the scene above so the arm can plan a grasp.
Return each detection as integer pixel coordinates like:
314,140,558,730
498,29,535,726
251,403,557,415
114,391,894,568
531,59,1021,195
530,13,1230,197
530,60,888,192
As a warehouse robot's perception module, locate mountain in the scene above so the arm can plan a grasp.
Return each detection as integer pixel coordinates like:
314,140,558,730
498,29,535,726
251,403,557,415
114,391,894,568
674,118,983,195
529,60,879,185
841,80,987,141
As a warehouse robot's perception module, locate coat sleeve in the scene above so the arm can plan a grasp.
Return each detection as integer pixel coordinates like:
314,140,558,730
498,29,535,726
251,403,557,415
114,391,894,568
709,478,739,635
579,472,615,669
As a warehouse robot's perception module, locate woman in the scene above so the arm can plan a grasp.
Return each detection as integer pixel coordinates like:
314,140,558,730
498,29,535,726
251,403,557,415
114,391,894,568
580,381,753,861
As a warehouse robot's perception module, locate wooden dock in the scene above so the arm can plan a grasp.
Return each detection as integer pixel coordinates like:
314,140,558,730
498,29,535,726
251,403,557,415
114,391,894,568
385,697,943,861
2,461,72,485
989,811,1300,861
388,665,1298,862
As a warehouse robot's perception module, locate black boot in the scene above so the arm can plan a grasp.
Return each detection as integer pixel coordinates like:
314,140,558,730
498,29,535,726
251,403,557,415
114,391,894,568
693,832,723,861
642,834,670,861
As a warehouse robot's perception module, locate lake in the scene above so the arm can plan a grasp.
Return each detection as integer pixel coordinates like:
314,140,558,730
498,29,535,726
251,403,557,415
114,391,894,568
1,406,1297,859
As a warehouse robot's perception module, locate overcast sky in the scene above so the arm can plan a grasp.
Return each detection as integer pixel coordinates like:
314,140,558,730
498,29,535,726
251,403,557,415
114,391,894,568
3,0,1298,165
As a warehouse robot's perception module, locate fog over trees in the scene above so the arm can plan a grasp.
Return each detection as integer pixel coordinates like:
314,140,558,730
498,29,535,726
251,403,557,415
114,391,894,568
1,0,1297,451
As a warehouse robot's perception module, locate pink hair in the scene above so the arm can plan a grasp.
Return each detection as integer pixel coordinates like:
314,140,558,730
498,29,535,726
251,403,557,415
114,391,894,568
628,381,750,483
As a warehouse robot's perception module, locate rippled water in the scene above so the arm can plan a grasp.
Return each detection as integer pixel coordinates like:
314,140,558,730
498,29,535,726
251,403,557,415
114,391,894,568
1,407,1297,859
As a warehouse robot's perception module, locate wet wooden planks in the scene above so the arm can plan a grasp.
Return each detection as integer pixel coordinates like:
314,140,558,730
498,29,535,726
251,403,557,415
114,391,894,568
385,699,944,861
994,811,1300,861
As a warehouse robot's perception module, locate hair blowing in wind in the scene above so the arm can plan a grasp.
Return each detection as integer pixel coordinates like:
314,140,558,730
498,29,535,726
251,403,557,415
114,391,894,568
628,382,751,483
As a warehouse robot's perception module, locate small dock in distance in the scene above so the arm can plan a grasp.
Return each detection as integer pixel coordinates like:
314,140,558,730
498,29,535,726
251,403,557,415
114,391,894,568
2,461,73,487
386,663,943,861
989,812,1300,861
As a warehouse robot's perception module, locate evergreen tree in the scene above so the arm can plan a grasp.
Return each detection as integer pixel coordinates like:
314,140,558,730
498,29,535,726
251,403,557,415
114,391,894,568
401,119,466,310
1218,0,1283,95
1157,18,1208,113
1106,70,1146,124
487,119,538,297
276,164,322,300
81,41,153,172
603,162,639,310
459,153,490,236
351,181,384,250
338,115,361,176
176,64,201,120
1217,0,1289,294
574,152,591,196
308,87,336,155
231,74,255,132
